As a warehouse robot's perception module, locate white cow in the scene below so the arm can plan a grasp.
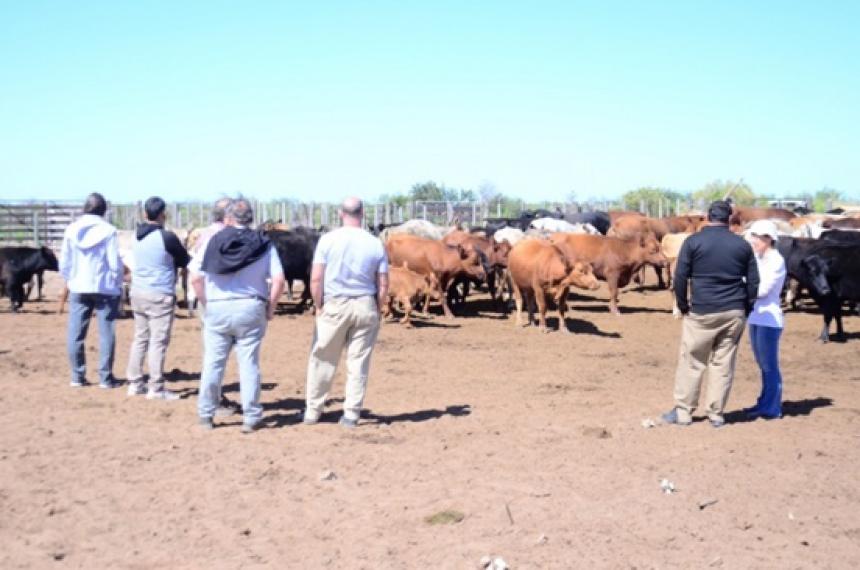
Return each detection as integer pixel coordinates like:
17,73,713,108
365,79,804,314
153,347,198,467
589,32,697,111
529,218,599,234
379,219,455,242
493,227,526,246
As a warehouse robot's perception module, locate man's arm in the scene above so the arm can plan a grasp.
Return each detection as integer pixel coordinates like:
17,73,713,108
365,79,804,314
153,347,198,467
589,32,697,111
267,246,285,320
745,246,761,315
672,239,693,315
376,271,389,313
191,272,206,307
59,234,72,282
163,230,191,269
310,263,325,311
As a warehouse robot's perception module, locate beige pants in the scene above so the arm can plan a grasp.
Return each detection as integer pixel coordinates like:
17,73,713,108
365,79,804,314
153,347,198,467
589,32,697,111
305,296,380,421
126,288,176,392
673,309,746,422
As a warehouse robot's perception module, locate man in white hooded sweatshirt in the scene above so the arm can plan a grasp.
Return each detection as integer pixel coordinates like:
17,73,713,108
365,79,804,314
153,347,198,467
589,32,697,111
60,193,124,388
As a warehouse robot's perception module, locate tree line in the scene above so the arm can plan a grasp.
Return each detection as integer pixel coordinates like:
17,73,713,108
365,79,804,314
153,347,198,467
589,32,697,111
376,179,848,215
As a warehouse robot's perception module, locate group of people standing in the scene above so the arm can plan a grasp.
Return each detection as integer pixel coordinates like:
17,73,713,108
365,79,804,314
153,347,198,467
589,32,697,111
59,193,786,432
663,200,787,427
60,193,389,432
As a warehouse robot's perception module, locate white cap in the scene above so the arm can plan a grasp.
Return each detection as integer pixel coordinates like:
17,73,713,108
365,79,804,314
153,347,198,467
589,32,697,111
748,219,780,241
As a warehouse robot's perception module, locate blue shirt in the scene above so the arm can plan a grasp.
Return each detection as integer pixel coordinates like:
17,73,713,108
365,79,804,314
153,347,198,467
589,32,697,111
312,227,388,303
189,244,283,302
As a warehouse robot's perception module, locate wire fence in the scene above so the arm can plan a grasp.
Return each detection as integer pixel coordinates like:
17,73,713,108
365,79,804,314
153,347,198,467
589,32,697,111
1,197,710,246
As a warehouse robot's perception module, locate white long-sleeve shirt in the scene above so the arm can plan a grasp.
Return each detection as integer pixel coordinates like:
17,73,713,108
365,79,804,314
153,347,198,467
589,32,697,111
60,214,124,296
748,248,787,328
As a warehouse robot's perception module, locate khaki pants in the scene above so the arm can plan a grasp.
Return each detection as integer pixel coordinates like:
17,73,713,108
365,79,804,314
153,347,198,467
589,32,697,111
305,296,380,421
126,289,176,392
673,309,746,422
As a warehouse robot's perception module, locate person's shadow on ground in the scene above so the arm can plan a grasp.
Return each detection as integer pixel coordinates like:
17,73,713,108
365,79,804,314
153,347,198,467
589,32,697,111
724,397,834,424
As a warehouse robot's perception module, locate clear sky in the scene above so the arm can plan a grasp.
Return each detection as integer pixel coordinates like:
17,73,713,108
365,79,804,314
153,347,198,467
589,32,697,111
1,1,858,203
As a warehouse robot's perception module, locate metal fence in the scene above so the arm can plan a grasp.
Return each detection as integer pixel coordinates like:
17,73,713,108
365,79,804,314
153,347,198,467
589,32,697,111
1,197,708,246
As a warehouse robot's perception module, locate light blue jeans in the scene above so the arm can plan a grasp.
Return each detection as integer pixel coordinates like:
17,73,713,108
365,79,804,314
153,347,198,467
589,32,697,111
198,299,268,425
67,293,120,385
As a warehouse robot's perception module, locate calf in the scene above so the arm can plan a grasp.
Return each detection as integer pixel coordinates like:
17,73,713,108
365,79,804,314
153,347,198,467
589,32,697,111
507,239,600,332
549,233,668,315
0,246,59,312
660,233,692,316
382,263,442,326
385,234,485,317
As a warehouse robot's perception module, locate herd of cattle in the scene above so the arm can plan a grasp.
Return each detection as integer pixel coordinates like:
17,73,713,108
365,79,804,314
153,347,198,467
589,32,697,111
1,205,859,342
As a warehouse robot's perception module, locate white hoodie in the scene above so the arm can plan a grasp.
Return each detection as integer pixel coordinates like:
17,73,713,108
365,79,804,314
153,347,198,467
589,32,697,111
60,214,124,295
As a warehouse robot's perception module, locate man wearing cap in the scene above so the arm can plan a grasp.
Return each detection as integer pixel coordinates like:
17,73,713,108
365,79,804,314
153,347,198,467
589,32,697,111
303,197,389,428
190,198,286,433
662,200,760,428
125,196,191,400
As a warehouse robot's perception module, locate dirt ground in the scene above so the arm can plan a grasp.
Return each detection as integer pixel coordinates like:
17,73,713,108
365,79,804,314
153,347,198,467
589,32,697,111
0,272,858,569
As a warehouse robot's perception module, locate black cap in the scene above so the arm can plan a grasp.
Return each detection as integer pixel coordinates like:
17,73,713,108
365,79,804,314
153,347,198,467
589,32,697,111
707,200,732,223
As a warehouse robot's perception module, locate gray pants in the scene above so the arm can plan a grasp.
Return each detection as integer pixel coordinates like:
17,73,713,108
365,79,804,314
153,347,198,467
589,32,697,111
66,293,120,385
126,288,176,392
198,299,268,425
672,309,746,422
305,296,381,422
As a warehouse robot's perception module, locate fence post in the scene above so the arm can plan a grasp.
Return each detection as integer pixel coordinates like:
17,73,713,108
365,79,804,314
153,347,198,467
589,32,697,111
658,199,663,218
32,211,39,246
471,202,477,225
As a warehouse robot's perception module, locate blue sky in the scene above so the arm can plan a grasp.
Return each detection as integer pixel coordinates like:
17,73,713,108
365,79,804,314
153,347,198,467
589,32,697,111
1,1,858,203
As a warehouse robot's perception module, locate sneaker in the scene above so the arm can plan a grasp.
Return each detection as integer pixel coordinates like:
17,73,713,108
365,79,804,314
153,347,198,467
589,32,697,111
70,379,88,388
146,389,181,401
99,379,120,390
241,421,260,434
339,416,358,429
198,417,214,430
127,383,146,397
709,417,726,428
660,409,692,426
303,412,320,425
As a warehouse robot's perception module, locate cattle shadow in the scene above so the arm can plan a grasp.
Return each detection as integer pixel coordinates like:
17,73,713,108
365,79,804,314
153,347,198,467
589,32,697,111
164,369,201,382
558,317,622,338
448,298,509,320
401,319,462,329
568,304,673,315
363,404,471,425
724,397,834,424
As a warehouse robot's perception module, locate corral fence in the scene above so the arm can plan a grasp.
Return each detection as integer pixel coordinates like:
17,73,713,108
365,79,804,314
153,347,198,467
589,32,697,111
1,197,707,246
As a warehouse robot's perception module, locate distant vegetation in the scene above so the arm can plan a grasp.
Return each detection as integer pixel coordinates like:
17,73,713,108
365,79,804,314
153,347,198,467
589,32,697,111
375,179,850,214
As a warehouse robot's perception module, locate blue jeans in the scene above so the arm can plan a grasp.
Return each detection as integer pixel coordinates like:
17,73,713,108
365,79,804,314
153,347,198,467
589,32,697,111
198,299,268,425
67,293,120,385
748,324,783,417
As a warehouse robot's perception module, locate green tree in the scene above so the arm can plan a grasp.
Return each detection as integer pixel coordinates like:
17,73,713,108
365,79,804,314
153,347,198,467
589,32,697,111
410,181,446,201
692,179,756,206
813,187,843,212
621,187,685,215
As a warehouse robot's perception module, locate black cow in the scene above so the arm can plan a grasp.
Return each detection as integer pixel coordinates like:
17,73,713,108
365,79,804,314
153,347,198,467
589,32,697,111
778,237,860,342
562,211,611,235
0,246,59,312
266,227,322,310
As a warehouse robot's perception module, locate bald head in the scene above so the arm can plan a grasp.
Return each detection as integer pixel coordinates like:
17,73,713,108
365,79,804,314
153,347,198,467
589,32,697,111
340,197,364,227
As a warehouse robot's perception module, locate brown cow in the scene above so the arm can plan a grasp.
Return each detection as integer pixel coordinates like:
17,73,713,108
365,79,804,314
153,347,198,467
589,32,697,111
382,263,442,326
662,214,704,233
507,239,600,332
385,234,486,317
442,230,511,301
548,233,668,315
608,210,644,224
609,215,672,288
730,206,796,225
823,217,860,230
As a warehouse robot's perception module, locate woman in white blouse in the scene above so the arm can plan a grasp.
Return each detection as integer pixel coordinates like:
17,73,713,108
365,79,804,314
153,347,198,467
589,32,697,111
744,220,787,419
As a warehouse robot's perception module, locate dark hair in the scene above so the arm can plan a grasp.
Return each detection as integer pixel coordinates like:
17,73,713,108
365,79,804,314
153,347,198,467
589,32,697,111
144,196,167,221
707,200,732,224
83,193,108,217
226,197,254,226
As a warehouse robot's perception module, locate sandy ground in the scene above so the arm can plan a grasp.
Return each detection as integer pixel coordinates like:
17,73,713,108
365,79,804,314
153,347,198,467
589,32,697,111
0,272,858,569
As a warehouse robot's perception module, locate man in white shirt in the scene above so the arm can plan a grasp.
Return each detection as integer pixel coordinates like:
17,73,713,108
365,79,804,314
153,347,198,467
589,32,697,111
189,198,285,433
60,193,124,389
304,197,389,428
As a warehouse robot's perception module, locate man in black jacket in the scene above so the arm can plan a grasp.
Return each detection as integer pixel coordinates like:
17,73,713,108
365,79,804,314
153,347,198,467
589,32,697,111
662,201,760,428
